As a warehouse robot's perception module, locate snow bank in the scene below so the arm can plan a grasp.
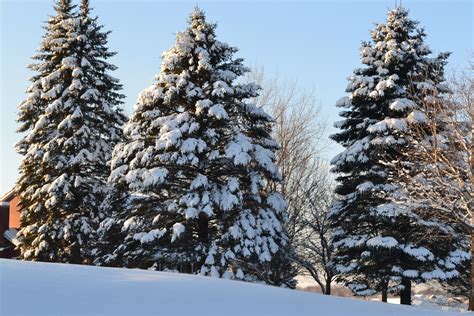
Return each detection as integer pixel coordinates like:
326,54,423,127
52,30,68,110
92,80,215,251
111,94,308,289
0,260,464,316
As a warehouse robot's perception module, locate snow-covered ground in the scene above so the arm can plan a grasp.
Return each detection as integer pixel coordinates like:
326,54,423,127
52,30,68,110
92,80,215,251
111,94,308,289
296,275,468,312
0,259,466,316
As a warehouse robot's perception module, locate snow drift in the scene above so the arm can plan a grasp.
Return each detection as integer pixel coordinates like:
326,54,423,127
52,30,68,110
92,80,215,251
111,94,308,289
0,259,464,316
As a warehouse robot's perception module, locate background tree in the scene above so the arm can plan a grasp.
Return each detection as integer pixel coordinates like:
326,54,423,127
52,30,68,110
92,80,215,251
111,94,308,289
295,164,336,295
250,69,335,292
16,0,75,260
394,61,472,308
16,0,125,263
329,6,466,304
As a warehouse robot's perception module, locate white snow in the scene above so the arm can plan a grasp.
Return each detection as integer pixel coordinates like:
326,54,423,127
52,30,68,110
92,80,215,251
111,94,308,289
403,244,435,261
356,181,374,192
190,174,208,189
80,88,100,101
61,56,77,68
185,207,198,219
266,193,287,213
225,134,252,165
195,99,212,114
122,217,137,231
208,104,228,119
142,167,169,187
331,136,370,165
171,223,185,242
421,269,444,281
407,110,427,123
212,80,233,97
366,236,398,248
335,96,352,108
81,57,91,67
157,129,182,150
367,118,407,133
3,228,19,246
218,189,239,211
134,228,167,244
402,270,419,278
390,98,416,111
0,260,464,316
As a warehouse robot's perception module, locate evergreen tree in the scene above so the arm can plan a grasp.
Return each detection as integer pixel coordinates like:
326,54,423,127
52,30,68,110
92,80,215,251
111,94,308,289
96,8,292,286
17,0,73,142
16,0,76,261
16,0,75,247
16,0,125,263
329,7,467,302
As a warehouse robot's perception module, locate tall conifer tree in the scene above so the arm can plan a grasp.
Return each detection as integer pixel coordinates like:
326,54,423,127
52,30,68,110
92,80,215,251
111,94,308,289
16,0,125,263
330,7,467,302
96,8,292,286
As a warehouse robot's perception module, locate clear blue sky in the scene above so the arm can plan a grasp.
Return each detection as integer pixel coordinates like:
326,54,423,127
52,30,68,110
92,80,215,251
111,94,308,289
0,0,472,194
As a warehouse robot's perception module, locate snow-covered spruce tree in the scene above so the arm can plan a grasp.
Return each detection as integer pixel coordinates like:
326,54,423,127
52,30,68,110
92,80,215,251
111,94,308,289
16,0,77,261
16,0,75,231
96,8,292,286
16,0,125,263
329,7,467,303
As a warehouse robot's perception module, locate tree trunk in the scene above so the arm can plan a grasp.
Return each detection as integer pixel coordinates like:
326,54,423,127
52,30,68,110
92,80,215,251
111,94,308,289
70,241,82,264
180,262,192,274
198,213,209,242
324,281,331,295
400,277,412,305
381,285,388,303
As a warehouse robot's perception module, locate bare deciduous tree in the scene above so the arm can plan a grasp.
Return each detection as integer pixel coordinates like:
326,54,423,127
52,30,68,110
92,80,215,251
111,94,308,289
249,69,336,293
395,62,473,308
448,62,474,310
294,162,336,294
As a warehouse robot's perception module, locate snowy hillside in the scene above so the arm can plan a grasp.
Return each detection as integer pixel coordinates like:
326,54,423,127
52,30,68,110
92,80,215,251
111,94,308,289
0,260,465,316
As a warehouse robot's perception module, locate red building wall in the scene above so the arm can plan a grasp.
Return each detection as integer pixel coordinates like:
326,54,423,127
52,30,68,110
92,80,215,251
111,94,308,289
9,196,21,229
0,192,21,258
